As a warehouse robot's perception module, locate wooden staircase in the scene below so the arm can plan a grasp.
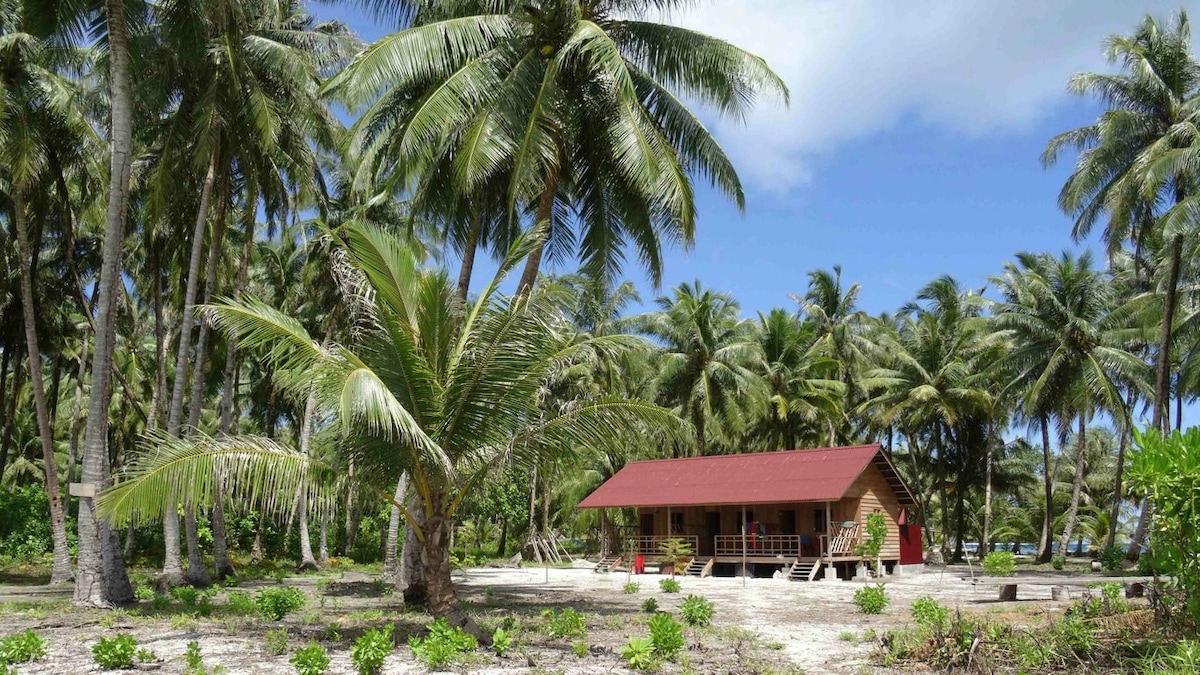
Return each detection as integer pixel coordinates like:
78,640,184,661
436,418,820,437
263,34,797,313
594,555,622,573
787,559,820,582
684,558,713,578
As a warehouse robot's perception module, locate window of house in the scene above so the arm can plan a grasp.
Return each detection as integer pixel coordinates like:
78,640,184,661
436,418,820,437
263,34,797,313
814,509,827,533
670,512,684,534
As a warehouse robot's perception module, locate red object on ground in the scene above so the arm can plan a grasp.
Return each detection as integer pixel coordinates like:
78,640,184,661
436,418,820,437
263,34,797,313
634,554,645,574
577,444,916,509
899,523,923,564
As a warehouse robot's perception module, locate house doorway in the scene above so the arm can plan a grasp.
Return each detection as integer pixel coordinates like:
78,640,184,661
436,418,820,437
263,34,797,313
779,510,796,536
703,512,721,556
640,513,655,537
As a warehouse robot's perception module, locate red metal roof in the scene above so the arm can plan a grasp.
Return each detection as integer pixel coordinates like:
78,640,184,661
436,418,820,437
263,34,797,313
578,444,913,509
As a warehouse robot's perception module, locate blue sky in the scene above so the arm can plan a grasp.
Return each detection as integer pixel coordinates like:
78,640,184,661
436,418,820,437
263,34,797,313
311,1,1188,318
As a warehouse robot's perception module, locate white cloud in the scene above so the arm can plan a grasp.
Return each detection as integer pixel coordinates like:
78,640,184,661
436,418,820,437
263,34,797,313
671,0,1189,193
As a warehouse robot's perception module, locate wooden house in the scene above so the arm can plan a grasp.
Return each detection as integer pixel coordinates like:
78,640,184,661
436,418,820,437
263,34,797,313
578,444,922,580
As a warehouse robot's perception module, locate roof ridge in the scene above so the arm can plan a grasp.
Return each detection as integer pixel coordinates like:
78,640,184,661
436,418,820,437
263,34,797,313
624,443,881,466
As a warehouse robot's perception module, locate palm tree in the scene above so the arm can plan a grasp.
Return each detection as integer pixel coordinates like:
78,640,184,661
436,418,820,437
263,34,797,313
990,252,1148,561
638,281,763,456
1043,11,1199,435
97,223,682,634
326,0,788,292
748,309,844,450
792,266,873,439
0,0,99,585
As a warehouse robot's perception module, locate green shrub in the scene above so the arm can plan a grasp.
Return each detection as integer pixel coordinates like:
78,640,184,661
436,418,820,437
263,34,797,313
657,538,694,577
621,636,658,671
171,585,202,607
910,596,948,628
92,634,138,670
658,578,681,594
1139,639,1200,673
0,630,46,664
641,597,659,613
225,590,257,615
133,585,155,602
544,607,587,639
135,648,157,664
981,551,1017,577
647,612,685,660
256,586,306,621
1052,556,1065,571
853,585,889,614
289,642,329,675
572,640,588,658
408,618,477,669
150,593,172,611
350,624,393,675
1098,546,1124,572
623,581,640,594
184,641,206,675
265,628,289,656
490,628,513,656
679,594,714,627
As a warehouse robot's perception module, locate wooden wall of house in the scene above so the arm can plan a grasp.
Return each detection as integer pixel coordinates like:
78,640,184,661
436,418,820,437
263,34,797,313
843,461,904,560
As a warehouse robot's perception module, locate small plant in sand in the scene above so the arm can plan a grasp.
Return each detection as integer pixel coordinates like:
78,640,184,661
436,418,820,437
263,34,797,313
679,594,714,626
408,618,477,669
491,628,514,656
543,607,587,639
350,624,393,675
622,636,658,671
659,577,681,593
0,630,46,665
92,634,138,670
853,585,889,614
623,581,640,594
641,597,659,613
289,642,329,675
256,586,306,621
265,628,289,656
647,612,685,661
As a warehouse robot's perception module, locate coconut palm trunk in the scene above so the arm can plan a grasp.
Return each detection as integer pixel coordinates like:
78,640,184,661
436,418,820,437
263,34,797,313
1057,417,1088,559
382,473,409,586
401,490,426,603
13,190,73,584
421,491,482,636
1037,415,1054,563
75,0,136,608
161,148,220,587
296,393,319,571
517,175,558,294
456,212,483,299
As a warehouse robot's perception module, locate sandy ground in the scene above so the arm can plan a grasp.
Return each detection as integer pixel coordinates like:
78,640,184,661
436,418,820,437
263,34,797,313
0,564,1076,674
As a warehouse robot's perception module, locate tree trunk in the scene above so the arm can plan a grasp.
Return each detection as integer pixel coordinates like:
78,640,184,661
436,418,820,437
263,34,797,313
1151,233,1182,435
457,212,483,300
421,491,486,641
1106,391,1133,551
296,393,319,572
497,516,508,558
13,190,73,584
382,473,409,587
75,0,135,607
517,174,558,294
161,148,220,588
319,512,330,567
982,429,994,557
401,488,427,604
343,461,361,556
1057,417,1088,560
1036,415,1054,564
0,345,24,479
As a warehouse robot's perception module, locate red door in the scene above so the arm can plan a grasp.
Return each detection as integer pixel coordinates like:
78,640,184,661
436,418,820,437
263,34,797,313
899,523,923,564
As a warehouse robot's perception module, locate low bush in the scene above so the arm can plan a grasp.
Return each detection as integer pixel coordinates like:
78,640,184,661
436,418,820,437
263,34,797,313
1052,556,1065,571
408,618,477,669
350,624,393,675
981,551,1017,577
1098,546,1124,572
659,578,681,594
641,597,659,613
265,628,289,656
623,581,640,594
853,585,888,614
92,634,138,670
910,596,948,629
647,612,685,661
572,640,588,658
225,590,257,615
0,629,46,664
289,642,329,675
679,594,714,627
256,586,306,621
544,607,587,639
134,648,157,664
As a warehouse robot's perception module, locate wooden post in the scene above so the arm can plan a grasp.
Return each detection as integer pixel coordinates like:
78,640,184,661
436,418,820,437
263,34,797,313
741,504,747,587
